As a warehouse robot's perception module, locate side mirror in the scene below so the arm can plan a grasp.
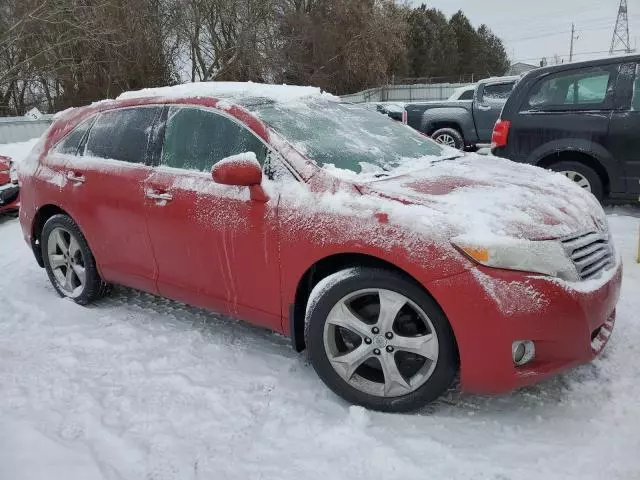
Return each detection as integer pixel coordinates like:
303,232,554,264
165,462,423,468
211,153,268,202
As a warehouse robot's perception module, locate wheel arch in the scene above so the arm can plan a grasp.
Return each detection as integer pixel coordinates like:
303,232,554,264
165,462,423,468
420,107,475,142
428,122,464,137
289,252,454,354
30,204,71,267
530,140,623,195
537,150,610,195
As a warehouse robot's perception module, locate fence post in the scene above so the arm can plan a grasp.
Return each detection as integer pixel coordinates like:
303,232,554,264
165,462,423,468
637,223,640,264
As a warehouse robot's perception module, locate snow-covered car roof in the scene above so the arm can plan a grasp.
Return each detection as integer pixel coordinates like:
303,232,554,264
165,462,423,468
478,75,521,85
117,82,339,106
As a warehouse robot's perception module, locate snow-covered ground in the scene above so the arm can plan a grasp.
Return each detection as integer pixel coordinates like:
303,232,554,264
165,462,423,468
1,135,639,479
1,213,639,480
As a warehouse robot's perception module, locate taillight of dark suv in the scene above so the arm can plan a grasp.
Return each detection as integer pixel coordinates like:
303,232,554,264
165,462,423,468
491,120,511,149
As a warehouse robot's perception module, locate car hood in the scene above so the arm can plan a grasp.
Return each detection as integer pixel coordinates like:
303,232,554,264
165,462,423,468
357,154,607,242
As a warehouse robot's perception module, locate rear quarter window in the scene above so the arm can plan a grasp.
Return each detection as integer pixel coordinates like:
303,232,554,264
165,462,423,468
84,107,162,164
54,118,94,155
524,67,615,111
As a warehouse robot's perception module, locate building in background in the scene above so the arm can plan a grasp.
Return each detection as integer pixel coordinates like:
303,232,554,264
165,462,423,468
507,62,538,76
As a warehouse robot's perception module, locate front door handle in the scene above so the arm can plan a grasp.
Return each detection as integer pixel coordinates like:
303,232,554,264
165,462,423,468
145,189,173,203
66,171,86,184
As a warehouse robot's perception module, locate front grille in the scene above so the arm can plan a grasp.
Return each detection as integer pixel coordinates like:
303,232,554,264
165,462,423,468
562,231,614,280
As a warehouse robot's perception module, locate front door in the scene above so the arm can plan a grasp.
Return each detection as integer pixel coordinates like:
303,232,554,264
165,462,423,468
144,105,281,329
61,106,162,293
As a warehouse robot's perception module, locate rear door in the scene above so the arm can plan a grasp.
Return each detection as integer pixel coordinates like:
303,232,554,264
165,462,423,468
508,65,618,170
143,105,282,329
473,81,515,142
61,106,162,293
605,62,640,198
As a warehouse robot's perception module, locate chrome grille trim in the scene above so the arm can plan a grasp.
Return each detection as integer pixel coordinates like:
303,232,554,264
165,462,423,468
561,231,614,281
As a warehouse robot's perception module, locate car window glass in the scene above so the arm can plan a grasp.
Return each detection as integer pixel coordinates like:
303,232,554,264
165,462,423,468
54,118,93,155
632,64,640,111
458,90,474,100
527,69,612,109
84,107,161,163
161,106,267,172
482,83,514,102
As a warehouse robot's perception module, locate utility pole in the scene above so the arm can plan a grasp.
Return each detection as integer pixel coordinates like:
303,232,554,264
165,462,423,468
610,0,631,54
569,23,579,62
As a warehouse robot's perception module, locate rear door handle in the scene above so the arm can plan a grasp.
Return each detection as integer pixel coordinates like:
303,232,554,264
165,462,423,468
66,171,86,184
145,189,173,203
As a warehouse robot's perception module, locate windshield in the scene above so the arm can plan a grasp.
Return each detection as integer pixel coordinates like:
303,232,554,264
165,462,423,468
253,100,445,175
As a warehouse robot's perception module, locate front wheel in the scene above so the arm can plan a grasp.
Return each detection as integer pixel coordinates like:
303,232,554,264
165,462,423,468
305,268,458,412
41,214,107,305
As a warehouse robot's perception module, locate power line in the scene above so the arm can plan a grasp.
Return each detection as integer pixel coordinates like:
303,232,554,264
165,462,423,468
514,49,618,64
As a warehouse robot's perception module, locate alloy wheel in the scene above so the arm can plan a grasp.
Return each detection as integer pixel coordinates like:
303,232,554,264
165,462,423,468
47,227,86,298
434,134,457,148
561,170,592,192
322,289,439,398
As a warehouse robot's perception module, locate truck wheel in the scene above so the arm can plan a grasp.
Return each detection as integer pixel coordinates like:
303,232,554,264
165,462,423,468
431,128,464,150
549,161,604,202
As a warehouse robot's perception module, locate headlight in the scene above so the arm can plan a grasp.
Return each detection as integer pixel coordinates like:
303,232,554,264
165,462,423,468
452,236,579,281
9,163,18,184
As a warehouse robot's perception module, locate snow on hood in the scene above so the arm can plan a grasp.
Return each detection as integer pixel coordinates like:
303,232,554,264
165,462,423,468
117,82,339,104
357,153,607,242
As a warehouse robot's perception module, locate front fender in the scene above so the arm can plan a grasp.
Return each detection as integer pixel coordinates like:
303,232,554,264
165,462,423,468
278,206,469,335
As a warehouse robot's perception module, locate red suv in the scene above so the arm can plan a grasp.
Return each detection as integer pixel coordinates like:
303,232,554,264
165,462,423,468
18,83,622,412
0,154,20,215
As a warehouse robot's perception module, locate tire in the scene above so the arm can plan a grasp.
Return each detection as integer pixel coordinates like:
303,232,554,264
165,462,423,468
41,214,107,305
549,160,604,202
305,267,458,413
431,128,464,150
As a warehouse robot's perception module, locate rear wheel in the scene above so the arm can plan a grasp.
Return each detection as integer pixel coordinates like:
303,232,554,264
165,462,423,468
431,128,464,150
549,160,604,202
306,268,457,412
41,214,107,305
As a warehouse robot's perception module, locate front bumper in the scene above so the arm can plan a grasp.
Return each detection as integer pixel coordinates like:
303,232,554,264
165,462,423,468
0,183,19,213
427,260,622,394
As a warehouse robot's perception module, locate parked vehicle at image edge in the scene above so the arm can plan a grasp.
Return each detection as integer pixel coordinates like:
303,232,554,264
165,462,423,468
18,83,621,412
447,84,477,101
374,102,406,122
0,154,20,215
405,76,519,150
492,55,640,203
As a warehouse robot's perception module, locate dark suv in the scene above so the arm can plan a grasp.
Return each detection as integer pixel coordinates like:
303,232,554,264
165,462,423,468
492,56,640,203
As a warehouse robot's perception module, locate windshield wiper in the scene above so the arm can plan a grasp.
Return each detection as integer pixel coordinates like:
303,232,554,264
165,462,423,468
432,154,465,164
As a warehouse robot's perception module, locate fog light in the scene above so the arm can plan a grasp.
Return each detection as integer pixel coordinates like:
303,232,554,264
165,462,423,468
512,340,535,366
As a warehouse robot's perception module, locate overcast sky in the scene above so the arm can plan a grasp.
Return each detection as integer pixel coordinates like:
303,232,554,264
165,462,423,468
410,0,640,65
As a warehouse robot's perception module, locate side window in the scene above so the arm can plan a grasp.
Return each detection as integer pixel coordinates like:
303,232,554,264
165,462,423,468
526,68,614,110
632,64,640,111
161,106,267,172
481,82,514,102
84,107,161,164
54,118,94,155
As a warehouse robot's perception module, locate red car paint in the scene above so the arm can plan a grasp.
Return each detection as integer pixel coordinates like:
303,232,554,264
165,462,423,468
0,155,20,214
18,95,622,395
